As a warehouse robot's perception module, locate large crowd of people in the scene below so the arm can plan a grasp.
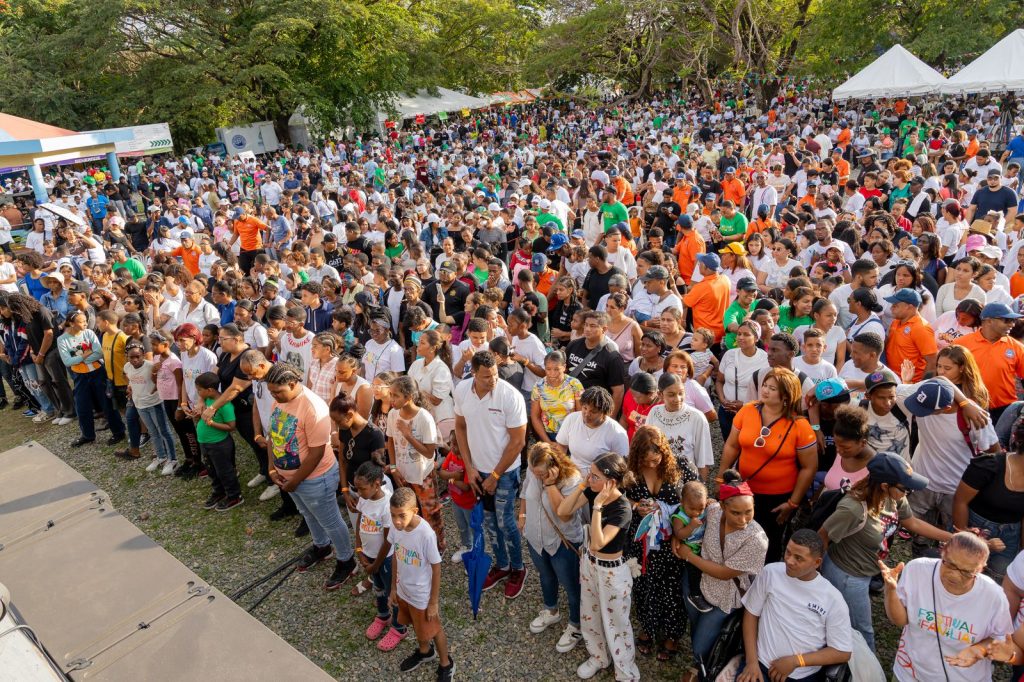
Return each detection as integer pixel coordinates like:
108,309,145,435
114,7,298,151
4,89,1024,681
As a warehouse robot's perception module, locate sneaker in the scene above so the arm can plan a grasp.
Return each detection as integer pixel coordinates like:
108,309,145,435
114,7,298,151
399,645,437,673
198,468,209,479
376,626,407,652
556,624,583,653
577,657,608,679
215,497,243,512
33,411,55,423
324,558,356,591
174,463,196,478
686,592,714,614
203,493,225,510
259,485,280,501
365,616,390,641
145,458,165,472
296,544,333,572
482,566,511,591
53,416,73,426
23,408,39,417
161,460,179,476
106,433,125,446
436,657,455,682
138,433,151,448
529,608,561,634
247,474,267,488
269,505,298,522
70,437,95,448
95,419,109,431
450,546,469,564
504,567,528,599
294,518,309,537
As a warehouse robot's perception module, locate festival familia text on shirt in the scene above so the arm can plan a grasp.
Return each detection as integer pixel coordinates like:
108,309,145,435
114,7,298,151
915,608,979,645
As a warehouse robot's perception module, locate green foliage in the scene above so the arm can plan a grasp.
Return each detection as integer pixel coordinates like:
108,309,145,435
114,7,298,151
0,0,540,148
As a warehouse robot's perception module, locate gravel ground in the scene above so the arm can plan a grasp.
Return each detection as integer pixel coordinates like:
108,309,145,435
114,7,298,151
3,409,1011,680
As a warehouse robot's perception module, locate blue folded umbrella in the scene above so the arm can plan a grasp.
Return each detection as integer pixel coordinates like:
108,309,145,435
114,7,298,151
463,501,492,619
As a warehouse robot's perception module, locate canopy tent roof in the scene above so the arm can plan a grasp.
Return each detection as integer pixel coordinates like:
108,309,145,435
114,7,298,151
0,113,75,143
832,45,947,100
489,89,542,105
384,88,492,120
942,29,1024,94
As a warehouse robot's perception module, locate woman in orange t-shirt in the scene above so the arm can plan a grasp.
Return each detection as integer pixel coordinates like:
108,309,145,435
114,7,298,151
718,367,817,561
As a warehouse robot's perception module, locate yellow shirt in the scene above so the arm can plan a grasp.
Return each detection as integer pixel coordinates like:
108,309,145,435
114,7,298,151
102,331,129,386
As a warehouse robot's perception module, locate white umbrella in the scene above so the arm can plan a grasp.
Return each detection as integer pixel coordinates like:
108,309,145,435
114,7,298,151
38,202,86,227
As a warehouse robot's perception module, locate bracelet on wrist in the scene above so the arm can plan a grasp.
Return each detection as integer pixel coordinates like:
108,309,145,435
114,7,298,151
796,653,806,668
341,487,349,493
593,505,603,511
958,399,970,408
786,500,800,510
490,471,501,481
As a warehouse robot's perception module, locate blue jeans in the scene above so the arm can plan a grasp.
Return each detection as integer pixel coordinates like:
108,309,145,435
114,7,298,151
452,504,473,548
481,468,524,570
126,403,142,448
370,553,403,631
72,368,125,441
682,577,737,672
968,509,1021,581
290,464,353,561
136,402,177,461
528,543,581,627
821,554,874,649
19,363,54,414
995,401,1024,450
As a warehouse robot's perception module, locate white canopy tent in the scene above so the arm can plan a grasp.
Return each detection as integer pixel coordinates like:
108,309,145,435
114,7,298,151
942,29,1024,95
832,45,947,101
383,88,491,121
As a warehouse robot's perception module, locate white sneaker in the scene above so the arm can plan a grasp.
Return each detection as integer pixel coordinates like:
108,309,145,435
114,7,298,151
556,624,583,653
161,460,179,476
145,458,166,472
449,547,469,564
33,412,55,423
53,416,73,426
247,474,266,488
576,657,608,680
258,485,280,501
529,608,561,634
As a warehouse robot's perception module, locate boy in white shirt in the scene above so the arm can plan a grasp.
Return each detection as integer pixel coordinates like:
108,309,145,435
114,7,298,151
792,328,838,385
387,487,454,680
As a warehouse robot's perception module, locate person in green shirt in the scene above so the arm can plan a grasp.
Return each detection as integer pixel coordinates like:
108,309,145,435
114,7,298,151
716,201,748,244
722,277,759,349
535,201,565,233
777,286,815,334
600,187,629,232
110,246,147,281
193,372,240,510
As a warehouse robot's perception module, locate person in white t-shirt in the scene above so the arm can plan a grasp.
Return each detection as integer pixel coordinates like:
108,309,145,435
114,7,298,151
386,487,453,677
363,317,406,381
880,532,1013,682
739,529,853,681
555,386,629,476
792,329,838,386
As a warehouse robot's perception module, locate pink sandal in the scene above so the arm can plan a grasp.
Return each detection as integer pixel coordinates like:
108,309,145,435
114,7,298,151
376,626,408,652
365,616,390,641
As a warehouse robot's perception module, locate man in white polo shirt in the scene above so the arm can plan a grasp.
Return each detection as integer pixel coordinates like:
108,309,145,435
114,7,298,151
454,349,529,600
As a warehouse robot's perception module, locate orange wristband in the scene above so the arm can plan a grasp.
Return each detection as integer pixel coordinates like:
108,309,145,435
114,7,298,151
796,654,806,667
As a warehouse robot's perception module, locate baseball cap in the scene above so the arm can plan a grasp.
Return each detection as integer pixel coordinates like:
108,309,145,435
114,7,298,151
883,288,922,307
438,260,456,274
570,229,586,240
864,369,899,394
68,281,90,296
725,166,736,174
530,253,549,273
354,291,377,309
968,128,979,135
676,215,693,229
147,204,162,213
180,230,194,240
696,253,721,271
964,234,987,253
546,233,569,252
910,175,925,185
903,379,954,417
980,302,1023,320
988,168,1003,177
42,272,68,287
978,245,1001,260
867,452,929,491
736,276,758,292
641,265,670,282
718,242,747,256
815,377,851,403
426,213,440,224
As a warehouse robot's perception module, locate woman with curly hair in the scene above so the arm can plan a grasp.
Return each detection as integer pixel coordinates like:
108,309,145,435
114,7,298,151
623,425,698,662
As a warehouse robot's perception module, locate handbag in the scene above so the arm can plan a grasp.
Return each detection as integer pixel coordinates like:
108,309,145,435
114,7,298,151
539,491,583,557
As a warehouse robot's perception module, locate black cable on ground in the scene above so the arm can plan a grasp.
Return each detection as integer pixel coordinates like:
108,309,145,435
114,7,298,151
229,544,312,606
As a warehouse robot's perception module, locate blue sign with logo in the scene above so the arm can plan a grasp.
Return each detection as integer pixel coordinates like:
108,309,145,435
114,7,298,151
231,135,246,149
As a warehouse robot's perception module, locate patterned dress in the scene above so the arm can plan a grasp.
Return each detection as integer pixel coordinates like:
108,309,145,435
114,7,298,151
624,461,699,642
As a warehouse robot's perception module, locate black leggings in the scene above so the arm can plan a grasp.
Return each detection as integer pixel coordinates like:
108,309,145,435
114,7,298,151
753,492,792,564
164,400,201,466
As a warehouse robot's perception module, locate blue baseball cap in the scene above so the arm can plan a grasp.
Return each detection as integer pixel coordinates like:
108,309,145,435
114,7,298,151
883,288,922,307
904,379,954,417
696,253,721,271
676,214,693,229
546,233,569,252
980,302,1023,320
530,253,549,273
815,377,851,403
867,452,929,491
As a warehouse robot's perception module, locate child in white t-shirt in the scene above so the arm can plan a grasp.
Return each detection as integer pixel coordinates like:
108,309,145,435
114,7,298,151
792,327,838,385
354,462,407,651
387,487,452,678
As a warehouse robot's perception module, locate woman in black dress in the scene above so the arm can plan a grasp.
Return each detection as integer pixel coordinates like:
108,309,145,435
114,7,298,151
623,425,699,662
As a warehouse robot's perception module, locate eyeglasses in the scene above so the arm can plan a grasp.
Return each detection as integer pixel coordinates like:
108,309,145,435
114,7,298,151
941,558,980,580
753,425,773,448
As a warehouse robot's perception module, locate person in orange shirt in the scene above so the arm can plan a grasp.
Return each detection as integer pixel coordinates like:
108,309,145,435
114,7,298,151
795,181,820,211
720,167,746,206
835,122,852,153
830,148,850,185
671,176,694,211
966,129,981,158
884,288,937,382
228,204,268,275
614,174,635,206
170,231,202,276
746,205,778,236
954,302,1024,421
682,253,730,343
674,214,705,285
1011,251,1024,298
